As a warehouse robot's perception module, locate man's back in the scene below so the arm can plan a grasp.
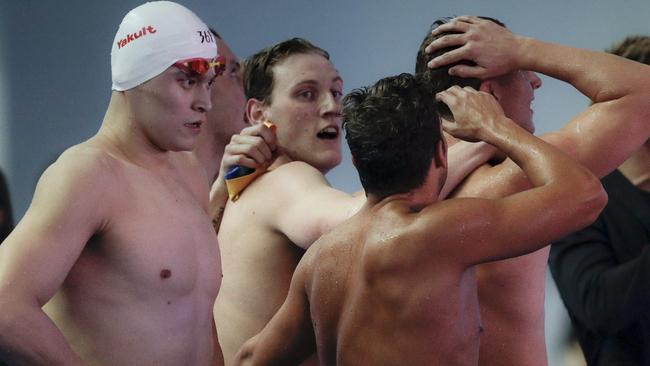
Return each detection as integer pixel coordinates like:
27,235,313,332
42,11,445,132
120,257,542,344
306,199,482,365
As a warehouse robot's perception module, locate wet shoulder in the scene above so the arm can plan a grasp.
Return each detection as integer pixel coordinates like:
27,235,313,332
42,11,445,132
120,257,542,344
303,219,361,297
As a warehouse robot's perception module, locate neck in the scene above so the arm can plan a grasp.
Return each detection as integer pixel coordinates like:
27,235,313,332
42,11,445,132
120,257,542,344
366,169,443,212
268,150,293,171
366,189,439,213
97,92,172,169
618,143,650,192
193,124,226,184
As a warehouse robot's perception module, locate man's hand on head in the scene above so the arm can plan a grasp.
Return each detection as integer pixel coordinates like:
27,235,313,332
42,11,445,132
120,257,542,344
425,16,525,79
436,85,516,143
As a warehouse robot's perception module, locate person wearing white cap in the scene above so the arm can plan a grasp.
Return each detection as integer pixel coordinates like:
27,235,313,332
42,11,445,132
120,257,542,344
0,2,229,365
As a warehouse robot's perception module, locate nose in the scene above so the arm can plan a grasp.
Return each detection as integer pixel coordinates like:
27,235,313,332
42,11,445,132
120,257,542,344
321,92,343,119
193,86,213,113
528,71,542,90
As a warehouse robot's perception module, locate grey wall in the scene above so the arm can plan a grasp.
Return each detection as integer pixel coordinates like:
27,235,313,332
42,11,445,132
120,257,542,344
2,0,648,219
0,1,648,363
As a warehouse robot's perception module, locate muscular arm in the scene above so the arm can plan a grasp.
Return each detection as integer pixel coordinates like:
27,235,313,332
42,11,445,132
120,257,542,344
233,251,315,365
421,87,605,265
267,162,365,249
0,151,110,365
427,16,650,180
440,139,496,199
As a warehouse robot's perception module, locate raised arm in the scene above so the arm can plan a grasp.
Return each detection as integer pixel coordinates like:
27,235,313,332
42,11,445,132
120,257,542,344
233,250,316,365
426,16,650,178
440,139,496,199
0,151,110,365
422,86,606,265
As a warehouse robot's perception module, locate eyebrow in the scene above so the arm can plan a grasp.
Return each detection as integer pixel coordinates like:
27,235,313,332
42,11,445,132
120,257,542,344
293,76,343,88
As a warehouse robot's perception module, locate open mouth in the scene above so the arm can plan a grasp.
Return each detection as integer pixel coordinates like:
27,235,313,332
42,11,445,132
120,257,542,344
185,121,202,129
317,126,339,140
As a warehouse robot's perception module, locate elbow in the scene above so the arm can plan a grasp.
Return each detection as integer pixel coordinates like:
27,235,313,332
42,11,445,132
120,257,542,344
233,340,256,366
578,178,608,228
561,171,607,231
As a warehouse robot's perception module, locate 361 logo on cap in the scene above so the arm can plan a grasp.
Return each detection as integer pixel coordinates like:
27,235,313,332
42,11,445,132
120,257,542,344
197,30,214,44
117,25,157,49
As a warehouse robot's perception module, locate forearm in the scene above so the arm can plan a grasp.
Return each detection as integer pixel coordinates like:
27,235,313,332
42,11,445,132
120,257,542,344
0,304,84,365
517,37,650,102
478,116,584,187
441,140,496,199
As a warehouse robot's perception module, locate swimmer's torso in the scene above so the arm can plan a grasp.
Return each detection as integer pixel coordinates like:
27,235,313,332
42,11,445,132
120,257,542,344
451,162,549,366
215,162,319,365
43,140,221,366
306,201,482,366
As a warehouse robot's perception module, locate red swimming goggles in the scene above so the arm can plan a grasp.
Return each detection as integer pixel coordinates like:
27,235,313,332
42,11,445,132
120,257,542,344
174,55,226,77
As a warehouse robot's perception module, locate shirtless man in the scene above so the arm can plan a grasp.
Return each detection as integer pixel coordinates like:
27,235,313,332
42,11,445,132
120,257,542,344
0,2,225,365
233,73,605,365
417,16,650,365
195,29,277,227
214,38,492,365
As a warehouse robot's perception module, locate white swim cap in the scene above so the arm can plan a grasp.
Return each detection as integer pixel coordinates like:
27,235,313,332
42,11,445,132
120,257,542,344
111,1,217,91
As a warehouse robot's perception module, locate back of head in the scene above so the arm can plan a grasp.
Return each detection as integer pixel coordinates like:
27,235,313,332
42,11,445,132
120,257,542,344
415,17,505,119
111,1,217,91
343,73,441,198
243,38,329,103
607,35,650,65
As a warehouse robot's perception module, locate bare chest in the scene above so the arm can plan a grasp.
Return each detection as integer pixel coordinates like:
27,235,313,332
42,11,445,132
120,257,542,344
71,167,221,300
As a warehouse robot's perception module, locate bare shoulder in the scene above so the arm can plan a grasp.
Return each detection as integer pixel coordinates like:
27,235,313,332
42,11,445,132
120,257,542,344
301,223,353,289
239,160,330,206
42,142,122,194
269,161,328,185
368,199,493,267
451,159,529,199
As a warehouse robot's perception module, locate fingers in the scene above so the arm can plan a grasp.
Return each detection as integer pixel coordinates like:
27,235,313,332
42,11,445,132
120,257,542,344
430,17,471,37
230,134,273,163
447,65,487,78
427,45,470,70
441,119,459,135
239,124,277,151
425,33,465,54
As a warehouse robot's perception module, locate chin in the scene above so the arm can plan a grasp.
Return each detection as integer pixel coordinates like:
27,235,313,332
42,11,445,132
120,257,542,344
316,154,342,174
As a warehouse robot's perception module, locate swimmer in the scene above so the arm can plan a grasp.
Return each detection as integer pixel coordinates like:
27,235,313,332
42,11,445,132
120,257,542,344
416,16,650,365
214,38,495,365
0,2,227,365
233,74,605,365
